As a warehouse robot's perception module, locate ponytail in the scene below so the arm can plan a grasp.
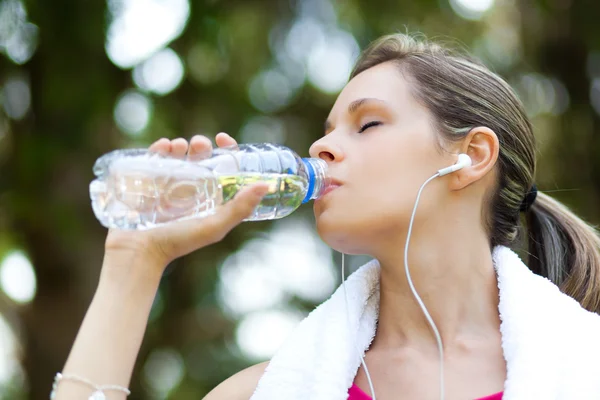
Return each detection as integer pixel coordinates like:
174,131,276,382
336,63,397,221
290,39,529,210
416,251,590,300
526,192,600,313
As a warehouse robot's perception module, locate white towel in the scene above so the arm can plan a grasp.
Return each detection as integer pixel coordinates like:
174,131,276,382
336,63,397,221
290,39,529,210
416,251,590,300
250,246,600,400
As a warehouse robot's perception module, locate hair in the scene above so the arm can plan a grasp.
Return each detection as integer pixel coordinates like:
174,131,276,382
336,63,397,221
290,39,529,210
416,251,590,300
351,33,600,314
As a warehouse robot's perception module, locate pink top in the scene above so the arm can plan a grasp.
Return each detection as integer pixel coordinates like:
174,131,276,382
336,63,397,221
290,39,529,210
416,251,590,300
348,383,503,399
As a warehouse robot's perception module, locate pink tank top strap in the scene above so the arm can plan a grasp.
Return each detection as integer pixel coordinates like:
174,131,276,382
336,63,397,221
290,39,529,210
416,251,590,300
347,384,503,399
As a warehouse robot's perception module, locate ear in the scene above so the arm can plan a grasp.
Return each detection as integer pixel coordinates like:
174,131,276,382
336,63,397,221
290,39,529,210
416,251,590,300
449,126,499,191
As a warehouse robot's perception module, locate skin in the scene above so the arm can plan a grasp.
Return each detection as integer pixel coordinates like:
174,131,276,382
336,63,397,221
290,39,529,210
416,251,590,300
55,61,506,400
309,62,506,399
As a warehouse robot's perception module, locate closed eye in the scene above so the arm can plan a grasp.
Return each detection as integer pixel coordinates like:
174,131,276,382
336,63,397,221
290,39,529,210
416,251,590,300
358,121,382,133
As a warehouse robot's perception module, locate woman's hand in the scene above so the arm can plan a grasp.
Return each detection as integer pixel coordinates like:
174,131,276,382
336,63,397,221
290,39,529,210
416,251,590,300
103,133,267,273
54,133,262,400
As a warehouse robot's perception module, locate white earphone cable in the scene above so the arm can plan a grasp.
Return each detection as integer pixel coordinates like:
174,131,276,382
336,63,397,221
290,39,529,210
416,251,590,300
341,171,444,400
404,173,445,400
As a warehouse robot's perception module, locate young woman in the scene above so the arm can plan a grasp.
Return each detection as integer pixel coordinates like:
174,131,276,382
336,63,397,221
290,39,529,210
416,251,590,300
52,34,600,400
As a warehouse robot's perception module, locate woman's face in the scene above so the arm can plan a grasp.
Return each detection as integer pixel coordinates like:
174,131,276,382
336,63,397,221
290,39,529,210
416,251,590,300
309,61,455,255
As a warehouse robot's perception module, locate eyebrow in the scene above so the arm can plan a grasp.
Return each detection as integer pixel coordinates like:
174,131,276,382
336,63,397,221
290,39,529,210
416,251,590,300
324,97,387,133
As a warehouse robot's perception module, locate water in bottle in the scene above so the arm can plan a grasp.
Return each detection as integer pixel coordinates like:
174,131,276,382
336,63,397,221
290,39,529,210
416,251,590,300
89,144,328,230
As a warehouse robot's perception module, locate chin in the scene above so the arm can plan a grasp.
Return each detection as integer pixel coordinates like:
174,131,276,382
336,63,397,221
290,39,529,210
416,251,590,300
314,210,373,255
314,203,407,255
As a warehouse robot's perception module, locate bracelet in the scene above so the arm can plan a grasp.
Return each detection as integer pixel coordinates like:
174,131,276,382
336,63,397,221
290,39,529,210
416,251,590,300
50,372,131,400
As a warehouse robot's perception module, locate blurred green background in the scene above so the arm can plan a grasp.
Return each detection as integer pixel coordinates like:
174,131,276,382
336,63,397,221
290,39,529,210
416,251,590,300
0,0,599,398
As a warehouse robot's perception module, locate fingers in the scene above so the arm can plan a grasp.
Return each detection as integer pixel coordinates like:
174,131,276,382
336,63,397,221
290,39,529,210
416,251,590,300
169,138,188,158
187,183,269,246
150,134,236,159
215,132,238,149
148,137,189,157
189,135,213,159
138,134,265,264
149,138,171,154
158,183,269,260
216,183,270,230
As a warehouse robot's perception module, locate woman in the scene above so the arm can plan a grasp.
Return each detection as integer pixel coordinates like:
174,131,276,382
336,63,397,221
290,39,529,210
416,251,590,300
52,34,600,400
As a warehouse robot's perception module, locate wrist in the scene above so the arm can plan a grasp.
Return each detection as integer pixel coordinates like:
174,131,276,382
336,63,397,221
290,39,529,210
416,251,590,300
99,250,165,292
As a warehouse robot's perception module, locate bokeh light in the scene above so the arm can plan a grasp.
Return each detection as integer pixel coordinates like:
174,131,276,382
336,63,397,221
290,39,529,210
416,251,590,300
0,0,38,64
1,75,31,120
450,0,495,20
218,252,287,317
240,115,287,144
590,78,600,116
113,90,153,136
218,218,337,318
514,73,570,117
295,0,338,24
475,25,521,70
235,309,304,361
278,15,359,95
248,68,295,113
105,0,190,68
133,48,185,95
0,315,19,386
283,18,325,65
0,250,36,304
306,28,359,94
142,348,185,398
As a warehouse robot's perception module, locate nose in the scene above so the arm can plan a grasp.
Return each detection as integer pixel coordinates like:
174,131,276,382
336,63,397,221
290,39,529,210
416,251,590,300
309,137,343,163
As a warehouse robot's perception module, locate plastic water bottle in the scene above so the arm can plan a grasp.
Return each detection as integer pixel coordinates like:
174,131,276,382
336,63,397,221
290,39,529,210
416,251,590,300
89,143,328,230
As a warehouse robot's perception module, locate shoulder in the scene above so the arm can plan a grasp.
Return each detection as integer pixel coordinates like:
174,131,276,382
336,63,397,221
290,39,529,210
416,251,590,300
202,361,269,400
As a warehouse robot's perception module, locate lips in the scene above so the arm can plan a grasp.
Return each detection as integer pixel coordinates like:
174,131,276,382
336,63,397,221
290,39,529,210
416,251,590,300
319,178,342,198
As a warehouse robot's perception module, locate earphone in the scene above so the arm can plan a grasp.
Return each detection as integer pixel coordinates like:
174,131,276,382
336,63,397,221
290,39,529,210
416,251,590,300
342,153,472,400
437,153,472,176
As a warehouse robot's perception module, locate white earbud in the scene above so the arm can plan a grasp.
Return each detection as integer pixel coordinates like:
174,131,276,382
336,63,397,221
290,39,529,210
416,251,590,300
437,153,472,176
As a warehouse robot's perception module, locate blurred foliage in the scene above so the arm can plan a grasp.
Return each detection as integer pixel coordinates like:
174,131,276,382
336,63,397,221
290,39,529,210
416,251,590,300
0,0,599,399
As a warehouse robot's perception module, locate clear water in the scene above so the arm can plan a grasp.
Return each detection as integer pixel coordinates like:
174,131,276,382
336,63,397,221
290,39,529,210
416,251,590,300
90,172,309,230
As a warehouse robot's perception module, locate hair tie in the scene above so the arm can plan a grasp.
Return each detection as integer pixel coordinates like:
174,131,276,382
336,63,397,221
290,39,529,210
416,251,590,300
520,184,538,212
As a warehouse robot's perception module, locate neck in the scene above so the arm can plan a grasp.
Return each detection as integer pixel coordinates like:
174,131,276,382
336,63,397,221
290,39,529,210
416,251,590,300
370,214,501,352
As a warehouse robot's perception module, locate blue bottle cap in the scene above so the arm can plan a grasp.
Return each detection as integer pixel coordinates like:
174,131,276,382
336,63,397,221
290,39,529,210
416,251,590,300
301,158,316,204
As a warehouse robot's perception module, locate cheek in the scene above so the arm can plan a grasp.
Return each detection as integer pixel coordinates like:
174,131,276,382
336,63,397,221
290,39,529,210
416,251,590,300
313,187,407,254
312,134,440,252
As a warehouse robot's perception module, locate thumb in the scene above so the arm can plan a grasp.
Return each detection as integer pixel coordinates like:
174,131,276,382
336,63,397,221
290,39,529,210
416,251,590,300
209,183,270,235
176,183,270,251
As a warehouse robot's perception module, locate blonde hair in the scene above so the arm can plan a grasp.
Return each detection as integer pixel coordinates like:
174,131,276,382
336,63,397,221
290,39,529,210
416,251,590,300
351,33,600,313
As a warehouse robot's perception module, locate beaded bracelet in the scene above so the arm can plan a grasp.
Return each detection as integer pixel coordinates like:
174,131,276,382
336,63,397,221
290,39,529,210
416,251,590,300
50,372,131,400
